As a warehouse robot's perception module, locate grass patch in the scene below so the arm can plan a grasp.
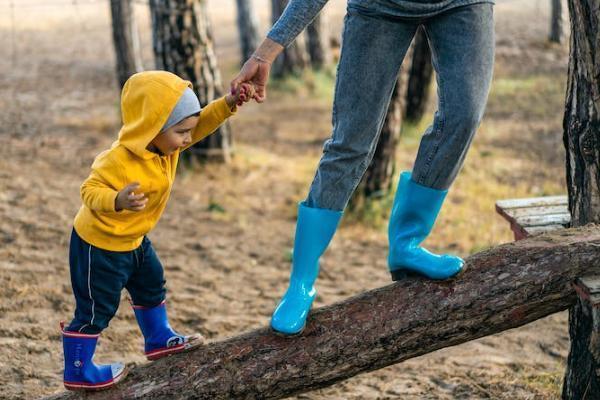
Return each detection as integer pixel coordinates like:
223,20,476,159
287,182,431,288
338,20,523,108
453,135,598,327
270,67,336,101
345,189,396,229
487,74,567,119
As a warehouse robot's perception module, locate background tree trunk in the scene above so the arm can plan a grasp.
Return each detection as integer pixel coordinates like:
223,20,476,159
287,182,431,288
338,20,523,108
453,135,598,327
404,27,434,122
306,14,331,69
271,0,308,78
110,0,143,88
550,0,564,43
43,227,600,400
235,0,260,65
150,0,232,162
562,0,600,398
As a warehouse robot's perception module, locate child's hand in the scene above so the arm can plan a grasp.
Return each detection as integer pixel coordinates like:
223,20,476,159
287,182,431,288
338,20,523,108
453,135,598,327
115,182,148,212
225,83,256,108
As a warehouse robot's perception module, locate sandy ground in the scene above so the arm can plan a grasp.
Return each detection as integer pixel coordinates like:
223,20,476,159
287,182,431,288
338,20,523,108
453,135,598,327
0,0,572,399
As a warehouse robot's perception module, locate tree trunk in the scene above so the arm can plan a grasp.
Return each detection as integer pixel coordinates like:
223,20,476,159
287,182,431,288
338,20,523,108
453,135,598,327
404,27,434,122
306,14,331,69
150,0,232,163
550,0,565,44
235,0,260,65
562,0,600,397
44,226,600,400
110,0,143,88
271,0,308,78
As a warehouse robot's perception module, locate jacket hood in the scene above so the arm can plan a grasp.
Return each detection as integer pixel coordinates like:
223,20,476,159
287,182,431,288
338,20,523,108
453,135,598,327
116,71,192,159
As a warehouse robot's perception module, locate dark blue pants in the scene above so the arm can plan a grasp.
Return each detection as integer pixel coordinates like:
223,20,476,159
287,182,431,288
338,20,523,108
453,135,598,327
67,229,166,334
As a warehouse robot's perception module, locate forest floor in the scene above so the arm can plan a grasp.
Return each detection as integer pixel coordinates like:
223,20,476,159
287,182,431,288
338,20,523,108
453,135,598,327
0,0,572,399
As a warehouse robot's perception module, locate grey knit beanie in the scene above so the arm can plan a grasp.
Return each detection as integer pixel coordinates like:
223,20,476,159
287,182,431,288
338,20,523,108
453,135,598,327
162,87,201,132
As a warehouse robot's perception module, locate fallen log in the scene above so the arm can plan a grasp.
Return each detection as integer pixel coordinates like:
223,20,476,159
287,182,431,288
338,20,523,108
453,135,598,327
44,226,600,400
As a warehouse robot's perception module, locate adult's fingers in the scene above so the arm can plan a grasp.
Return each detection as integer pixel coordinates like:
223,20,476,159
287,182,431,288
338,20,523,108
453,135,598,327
230,59,260,94
253,86,267,103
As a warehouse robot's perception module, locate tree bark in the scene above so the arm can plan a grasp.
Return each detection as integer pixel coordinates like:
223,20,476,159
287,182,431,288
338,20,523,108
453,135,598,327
306,14,331,69
44,226,600,400
550,0,565,44
235,0,260,66
110,0,143,88
150,0,232,163
271,0,309,78
562,0,600,397
404,27,434,122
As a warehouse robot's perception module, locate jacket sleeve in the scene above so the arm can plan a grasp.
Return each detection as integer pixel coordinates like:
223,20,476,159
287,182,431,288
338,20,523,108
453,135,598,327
184,96,236,150
267,0,329,48
80,151,122,212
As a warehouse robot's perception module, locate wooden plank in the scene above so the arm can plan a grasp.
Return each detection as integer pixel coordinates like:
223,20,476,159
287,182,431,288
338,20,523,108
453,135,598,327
496,195,568,210
524,225,566,236
573,276,600,307
518,213,571,227
501,204,569,219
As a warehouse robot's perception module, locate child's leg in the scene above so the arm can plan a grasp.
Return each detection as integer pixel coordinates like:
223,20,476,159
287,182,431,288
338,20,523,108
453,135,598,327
67,229,132,333
125,236,166,307
63,229,131,390
126,237,203,360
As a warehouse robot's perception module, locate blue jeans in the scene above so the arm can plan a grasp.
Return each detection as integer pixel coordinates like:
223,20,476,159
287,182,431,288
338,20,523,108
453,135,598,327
306,3,495,211
67,229,167,334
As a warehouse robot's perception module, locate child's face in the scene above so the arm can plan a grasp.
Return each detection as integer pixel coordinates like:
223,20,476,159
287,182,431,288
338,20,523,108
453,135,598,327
149,115,199,156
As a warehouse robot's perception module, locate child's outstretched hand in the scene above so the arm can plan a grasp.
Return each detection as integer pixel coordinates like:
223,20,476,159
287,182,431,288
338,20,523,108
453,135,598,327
115,182,148,212
225,82,256,109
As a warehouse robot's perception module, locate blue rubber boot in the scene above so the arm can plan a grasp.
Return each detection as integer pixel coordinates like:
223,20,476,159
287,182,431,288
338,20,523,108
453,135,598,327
388,171,464,281
132,301,204,360
61,322,127,391
271,202,343,335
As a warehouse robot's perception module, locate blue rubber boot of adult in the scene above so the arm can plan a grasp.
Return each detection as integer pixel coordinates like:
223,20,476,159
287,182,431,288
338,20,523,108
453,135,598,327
388,171,464,281
132,301,204,360
61,322,126,391
271,202,342,335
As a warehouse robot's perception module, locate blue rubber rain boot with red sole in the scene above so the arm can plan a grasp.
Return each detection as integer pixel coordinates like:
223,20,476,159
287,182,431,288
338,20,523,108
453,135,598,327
132,301,204,360
61,322,127,391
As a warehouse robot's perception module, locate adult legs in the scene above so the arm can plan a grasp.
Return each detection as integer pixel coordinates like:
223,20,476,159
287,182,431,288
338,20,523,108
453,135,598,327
271,7,419,335
387,4,495,279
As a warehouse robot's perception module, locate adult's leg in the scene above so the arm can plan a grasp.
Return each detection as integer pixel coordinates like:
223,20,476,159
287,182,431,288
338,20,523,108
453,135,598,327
413,4,495,189
387,4,495,281
271,8,419,335
305,7,419,211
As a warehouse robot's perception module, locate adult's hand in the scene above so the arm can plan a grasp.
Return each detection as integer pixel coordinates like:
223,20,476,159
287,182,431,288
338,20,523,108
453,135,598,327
230,38,284,103
231,57,271,103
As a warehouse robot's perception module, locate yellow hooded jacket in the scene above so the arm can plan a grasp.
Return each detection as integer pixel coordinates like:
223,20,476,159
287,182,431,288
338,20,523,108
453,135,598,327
73,71,235,251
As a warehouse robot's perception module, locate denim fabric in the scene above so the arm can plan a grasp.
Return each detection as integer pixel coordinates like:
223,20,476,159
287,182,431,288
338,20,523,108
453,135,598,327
267,0,494,47
305,3,495,211
67,229,166,334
